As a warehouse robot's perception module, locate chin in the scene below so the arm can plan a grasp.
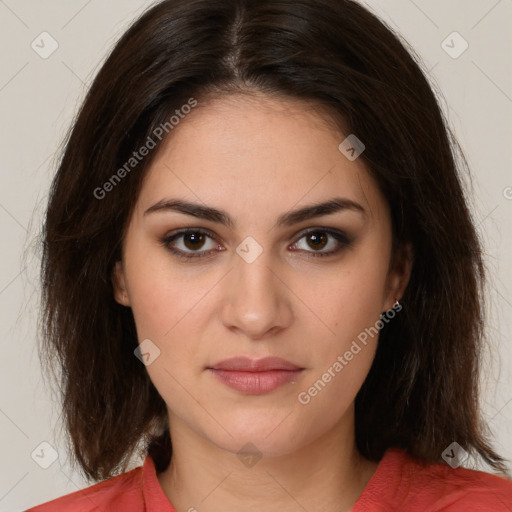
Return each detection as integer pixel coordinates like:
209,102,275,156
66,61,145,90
202,414,313,460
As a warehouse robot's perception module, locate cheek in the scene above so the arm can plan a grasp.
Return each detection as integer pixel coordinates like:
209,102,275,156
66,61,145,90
289,252,389,414
296,340,377,423
127,277,206,384
127,281,170,340
123,244,215,380
294,254,389,348
292,265,384,422
124,241,192,339
126,266,206,415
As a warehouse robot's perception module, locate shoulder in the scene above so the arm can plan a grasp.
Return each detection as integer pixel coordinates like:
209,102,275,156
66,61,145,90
395,448,512,511
26,462,144,512
354,447,512,512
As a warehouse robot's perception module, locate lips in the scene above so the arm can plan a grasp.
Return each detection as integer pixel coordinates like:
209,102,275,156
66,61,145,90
208,356,302,372
207,356,305,394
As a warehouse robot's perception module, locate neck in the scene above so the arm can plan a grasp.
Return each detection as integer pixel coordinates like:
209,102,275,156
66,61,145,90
156,408,378,512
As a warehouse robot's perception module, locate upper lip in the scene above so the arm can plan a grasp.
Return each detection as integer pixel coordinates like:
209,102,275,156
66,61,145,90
208,356,303,371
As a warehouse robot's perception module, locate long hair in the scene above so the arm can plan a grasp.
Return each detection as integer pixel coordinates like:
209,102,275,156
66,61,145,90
39,0,508,481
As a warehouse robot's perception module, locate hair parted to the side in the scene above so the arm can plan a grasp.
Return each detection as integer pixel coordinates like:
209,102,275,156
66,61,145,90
39,0,508,482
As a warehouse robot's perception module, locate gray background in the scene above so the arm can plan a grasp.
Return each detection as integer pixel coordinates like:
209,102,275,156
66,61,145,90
0,0,511,510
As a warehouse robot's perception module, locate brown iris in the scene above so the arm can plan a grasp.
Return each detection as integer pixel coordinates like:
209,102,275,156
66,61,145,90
305,232,328,251
183,232,207,251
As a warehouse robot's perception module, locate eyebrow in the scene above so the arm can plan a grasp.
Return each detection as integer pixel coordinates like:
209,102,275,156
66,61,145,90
143,196,366,228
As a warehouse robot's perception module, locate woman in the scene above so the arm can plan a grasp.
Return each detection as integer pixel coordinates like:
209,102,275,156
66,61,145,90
29,0,512,510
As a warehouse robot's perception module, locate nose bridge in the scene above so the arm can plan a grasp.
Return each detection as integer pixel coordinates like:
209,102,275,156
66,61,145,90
237,247,275,294
221,236,291,337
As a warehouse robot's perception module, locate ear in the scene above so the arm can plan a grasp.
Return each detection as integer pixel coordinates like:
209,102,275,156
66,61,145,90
384,241,413,311
112,260,131,306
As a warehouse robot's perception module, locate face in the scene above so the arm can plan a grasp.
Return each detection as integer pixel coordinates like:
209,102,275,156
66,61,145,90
113,93,411,459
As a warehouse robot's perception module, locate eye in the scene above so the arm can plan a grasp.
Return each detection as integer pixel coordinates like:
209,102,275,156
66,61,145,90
161,229,221,260
290,229,352,258
161,228,352,260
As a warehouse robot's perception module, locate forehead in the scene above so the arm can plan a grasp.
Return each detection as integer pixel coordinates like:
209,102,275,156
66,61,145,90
134,93,388,228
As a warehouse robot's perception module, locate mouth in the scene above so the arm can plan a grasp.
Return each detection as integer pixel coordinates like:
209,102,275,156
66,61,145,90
206,356,305,395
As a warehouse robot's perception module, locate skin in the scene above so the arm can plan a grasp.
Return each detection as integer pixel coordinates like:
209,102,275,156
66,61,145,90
113,92,412,512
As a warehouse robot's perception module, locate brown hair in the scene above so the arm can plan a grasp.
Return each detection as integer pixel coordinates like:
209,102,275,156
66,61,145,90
39,0,508,481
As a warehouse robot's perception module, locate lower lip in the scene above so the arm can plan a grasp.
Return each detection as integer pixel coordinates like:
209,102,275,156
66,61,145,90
208,369,304,394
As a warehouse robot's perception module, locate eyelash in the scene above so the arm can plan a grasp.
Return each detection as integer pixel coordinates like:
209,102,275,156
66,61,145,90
160,228,352,261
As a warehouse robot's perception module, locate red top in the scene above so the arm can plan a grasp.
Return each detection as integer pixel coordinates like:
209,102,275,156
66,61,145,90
27,447,512,511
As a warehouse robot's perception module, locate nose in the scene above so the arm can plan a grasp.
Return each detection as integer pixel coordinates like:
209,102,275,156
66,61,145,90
219,250,293,341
